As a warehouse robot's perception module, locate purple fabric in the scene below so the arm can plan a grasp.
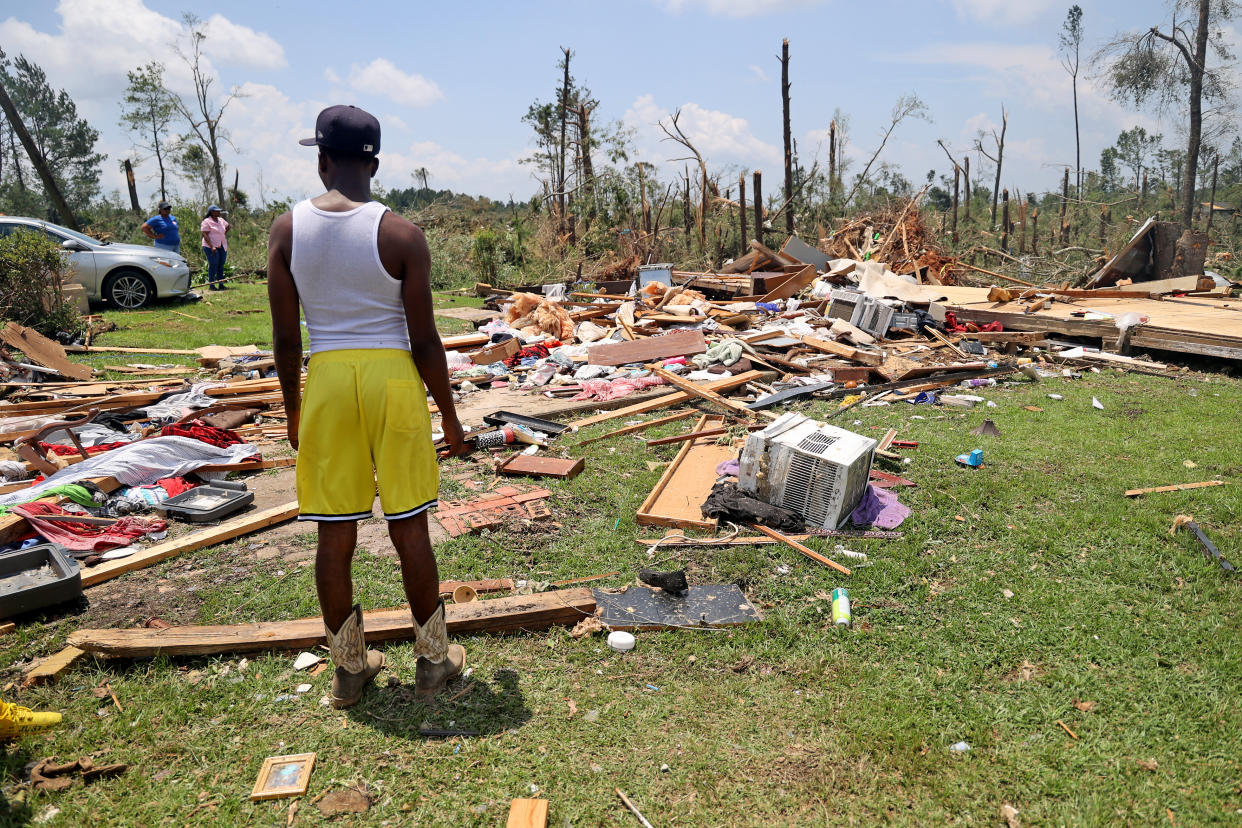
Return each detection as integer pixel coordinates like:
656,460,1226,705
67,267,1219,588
850,484,910,529
716,459,740,477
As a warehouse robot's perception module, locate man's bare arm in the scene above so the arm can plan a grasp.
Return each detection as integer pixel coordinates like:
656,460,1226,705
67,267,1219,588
391,217,466,455
266,212,303,448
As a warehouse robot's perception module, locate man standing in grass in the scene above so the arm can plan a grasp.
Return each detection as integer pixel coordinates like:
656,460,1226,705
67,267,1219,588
267,105,467,708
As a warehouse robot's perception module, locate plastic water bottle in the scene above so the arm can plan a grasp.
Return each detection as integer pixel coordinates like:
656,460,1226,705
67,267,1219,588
831,587,851,627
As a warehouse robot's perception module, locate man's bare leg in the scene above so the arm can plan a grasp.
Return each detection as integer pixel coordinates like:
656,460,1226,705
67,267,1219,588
388,511,464,698
387,512,440,623
316,521,359,631
316,520,384,707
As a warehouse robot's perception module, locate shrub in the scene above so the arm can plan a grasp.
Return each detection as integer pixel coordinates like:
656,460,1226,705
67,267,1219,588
0,229,84,339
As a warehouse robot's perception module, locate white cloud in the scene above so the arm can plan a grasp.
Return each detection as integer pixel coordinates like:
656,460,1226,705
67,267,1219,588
655,0,826,17
623,94,781,174
323,67,341,84
381,141,528,199
201,13,287,70
946,0,1060,26
748,64,769,82
347,59,443,108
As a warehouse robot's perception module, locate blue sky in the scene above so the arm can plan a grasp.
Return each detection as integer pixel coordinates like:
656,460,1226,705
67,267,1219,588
3,0,1229,208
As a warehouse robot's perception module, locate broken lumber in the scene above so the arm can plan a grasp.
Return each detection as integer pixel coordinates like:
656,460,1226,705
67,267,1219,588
22,646,86,687
82,502,300,587
649,367,759,420
587,329,706,366
750,523,851,575
572,411,695,446
1124,480,1227,497
568,371,763,429
438,578,514,597
797,335,883,366
466,338,521,365
506,799,549,828
757,264,816,302
67,589,597,657
1,322,93,381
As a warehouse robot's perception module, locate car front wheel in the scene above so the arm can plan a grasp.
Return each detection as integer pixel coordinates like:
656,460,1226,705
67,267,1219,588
104,270,155,309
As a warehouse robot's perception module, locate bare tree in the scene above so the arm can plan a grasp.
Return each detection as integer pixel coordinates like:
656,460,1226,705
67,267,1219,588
172,14,237,207
973,106,1008,226
842,94,927,206
119,61,177,202
1095,0,1240,228
1059,5,1085,197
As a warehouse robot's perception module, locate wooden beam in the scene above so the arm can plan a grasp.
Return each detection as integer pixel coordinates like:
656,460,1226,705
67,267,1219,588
568,371,764,429
797,335,883,366
67,589,597,658
22,646,86,687
587,330,707,367
82,502,300,588
757,264,816,302
750,523,851,575
1124,480,1227,498
648,368,759,420
572,410,695,446
506,799,549,828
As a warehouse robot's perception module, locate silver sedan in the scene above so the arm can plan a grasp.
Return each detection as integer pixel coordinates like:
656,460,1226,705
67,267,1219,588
0,216,192,309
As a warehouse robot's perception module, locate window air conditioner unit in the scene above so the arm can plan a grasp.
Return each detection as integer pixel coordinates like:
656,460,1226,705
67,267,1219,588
739,412,877,529
827,289,863,322
850,296,895,338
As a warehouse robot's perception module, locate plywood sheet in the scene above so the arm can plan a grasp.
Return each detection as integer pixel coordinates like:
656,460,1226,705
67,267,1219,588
587,330,707,366
593,584,762,630
636,415,735,531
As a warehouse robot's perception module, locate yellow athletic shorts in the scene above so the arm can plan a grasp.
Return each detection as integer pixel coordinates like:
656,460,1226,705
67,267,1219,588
295,349,439,522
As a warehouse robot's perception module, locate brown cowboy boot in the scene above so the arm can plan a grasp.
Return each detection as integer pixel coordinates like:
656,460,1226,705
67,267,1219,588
411,600,465,700
324,604,385,708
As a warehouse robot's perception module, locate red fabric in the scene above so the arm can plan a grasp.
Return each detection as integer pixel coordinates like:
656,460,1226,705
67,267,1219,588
12,502,167,552
38,441,129,457
160,421,246,448
155,477,196,497
504,343,552,367
944,312,1002,334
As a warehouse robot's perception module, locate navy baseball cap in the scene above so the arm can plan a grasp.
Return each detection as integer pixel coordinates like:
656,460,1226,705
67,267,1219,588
299,105,381,155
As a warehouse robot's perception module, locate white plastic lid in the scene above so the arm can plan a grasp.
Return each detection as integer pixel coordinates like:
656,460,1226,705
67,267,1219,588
606,631,636,652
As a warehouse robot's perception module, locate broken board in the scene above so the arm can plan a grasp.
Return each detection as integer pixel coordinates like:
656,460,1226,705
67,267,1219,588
506,799,549,828
67,589,596,658
498,455,584,480
434,486,553,538
636,415,735,531
593,584,761,631
587,329,707,367
1,322,93,381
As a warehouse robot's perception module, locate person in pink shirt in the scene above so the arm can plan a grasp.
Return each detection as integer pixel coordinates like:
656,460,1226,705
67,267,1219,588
200,205,230,291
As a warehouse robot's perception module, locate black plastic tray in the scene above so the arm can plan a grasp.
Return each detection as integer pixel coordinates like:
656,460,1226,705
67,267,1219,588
0,543,82,619
160,486,254,523
482,410,568,436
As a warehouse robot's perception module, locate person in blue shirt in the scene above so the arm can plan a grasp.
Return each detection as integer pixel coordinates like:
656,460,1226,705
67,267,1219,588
141,201,180,253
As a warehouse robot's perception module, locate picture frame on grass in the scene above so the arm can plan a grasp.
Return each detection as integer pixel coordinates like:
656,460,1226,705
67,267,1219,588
250,753,315,801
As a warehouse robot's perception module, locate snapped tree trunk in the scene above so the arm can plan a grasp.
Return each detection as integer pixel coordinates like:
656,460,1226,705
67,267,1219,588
1179,0,1209,229
963,155,971,221
989,110,1007,226
752,170,763,247
1205,154,1218,234
738,173,748,257
0,78,79,229
1031,208,1039,255
1000,189,1010,253
558,48,571,242
828,120,837,204
951,164,959,244
781,38,794,236
124,159,140,213
1059,168,1070,246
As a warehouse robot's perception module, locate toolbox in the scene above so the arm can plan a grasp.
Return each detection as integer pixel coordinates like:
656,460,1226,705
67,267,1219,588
160,485,254,523
0,543,82,619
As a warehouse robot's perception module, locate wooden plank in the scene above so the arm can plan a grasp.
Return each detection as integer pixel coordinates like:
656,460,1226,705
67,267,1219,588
498,455,584,480
465,337,521,365
0,622,15,636
67,589,597,658
751,524,851,575
750,239,800,267
924,328,971,360
798,335,883,366
437,578,514,597
65,344,198,355
2,322,93,381
757,264,816,302
22,646,86,687
587,330,707,366
572,410,695,446
506,799,549,828
636,415,734,531
1124,480,1227,497
649,368,758,420
81,502,300,587
568,371,764,429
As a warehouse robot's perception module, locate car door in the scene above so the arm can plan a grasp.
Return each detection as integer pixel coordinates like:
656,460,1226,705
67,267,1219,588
41,226,98,295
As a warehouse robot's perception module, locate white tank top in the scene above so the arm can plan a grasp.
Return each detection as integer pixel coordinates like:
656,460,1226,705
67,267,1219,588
289,199,411,354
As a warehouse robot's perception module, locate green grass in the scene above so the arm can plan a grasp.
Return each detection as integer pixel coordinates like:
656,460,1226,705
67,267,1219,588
5,301,1242,825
